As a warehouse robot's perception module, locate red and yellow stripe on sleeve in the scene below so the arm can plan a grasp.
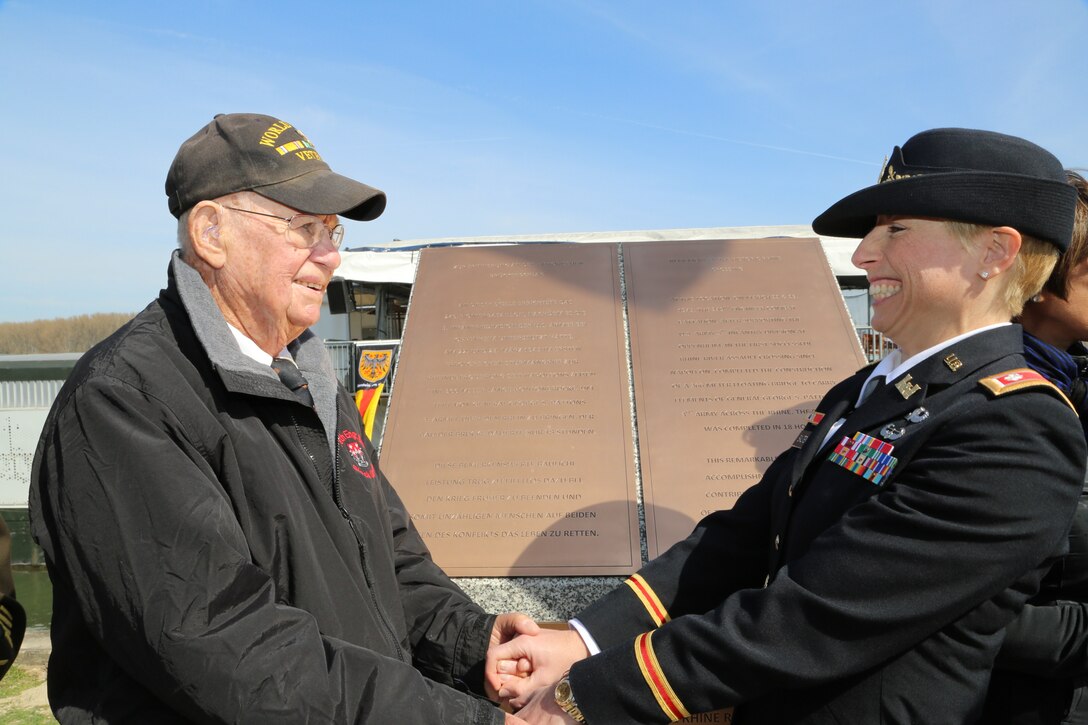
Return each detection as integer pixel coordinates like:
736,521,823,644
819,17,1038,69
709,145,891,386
625,573,670,627
634,631,690,721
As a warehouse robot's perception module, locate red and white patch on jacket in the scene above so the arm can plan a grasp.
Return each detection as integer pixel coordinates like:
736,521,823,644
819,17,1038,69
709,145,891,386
337,430,376,478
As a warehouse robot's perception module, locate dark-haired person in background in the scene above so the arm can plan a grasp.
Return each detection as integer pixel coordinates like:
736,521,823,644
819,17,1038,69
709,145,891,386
30,113,536,724
490,129,1086,725
983,170,1088,725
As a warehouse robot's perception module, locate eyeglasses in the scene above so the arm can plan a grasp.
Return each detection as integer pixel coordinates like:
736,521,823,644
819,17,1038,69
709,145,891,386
222,206,345,250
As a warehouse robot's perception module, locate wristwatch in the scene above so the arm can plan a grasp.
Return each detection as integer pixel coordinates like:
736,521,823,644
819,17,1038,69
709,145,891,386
554,672,586,723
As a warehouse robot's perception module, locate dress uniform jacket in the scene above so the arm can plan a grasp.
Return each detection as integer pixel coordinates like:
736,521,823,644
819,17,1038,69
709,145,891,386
572,324,1086,724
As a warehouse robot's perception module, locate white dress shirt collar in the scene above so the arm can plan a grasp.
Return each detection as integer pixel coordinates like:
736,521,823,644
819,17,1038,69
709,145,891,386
225,323,292,367
861,322,1011,403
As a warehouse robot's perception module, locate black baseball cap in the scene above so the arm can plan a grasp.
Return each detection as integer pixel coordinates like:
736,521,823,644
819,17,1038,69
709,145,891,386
812,128,1076,251
165,113,386,221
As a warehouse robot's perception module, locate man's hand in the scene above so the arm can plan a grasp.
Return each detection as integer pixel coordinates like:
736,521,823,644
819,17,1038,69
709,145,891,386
514,681,578,724
490,612,541,648
487,627,590,709
486,613,541,702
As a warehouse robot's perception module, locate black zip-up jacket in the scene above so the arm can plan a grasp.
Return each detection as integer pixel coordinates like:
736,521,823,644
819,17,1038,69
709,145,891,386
30,254,504,724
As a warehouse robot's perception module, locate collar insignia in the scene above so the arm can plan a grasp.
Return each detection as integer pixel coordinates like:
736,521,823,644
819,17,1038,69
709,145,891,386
895,374,921,400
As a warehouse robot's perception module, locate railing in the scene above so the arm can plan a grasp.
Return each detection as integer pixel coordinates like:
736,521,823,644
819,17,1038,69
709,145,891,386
856,326,896,363
329,333,896,387
324,341,357,388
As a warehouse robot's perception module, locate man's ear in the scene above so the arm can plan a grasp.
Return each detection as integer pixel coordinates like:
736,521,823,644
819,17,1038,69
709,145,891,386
982,226,1023,277
188,201,227,269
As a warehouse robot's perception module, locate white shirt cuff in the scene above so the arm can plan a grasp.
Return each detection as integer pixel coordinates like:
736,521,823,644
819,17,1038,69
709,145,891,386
568,618,601,655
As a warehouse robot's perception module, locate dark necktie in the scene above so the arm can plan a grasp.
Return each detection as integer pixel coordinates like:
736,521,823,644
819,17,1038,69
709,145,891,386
271,357,315,408
858,374,885,406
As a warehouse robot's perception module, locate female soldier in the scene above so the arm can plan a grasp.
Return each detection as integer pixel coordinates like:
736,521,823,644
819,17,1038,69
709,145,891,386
492,129,1086,725
984,170,1088,724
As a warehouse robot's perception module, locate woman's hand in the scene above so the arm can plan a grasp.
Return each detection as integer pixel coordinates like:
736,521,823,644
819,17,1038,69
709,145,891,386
487,627,590,709
486,613,542,701
513,682,578,724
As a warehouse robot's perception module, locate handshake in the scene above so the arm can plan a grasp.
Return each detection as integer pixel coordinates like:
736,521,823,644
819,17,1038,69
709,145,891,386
488,614,593,725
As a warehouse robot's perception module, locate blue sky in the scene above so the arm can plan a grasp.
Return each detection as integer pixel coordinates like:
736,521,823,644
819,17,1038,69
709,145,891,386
2,0,1087,322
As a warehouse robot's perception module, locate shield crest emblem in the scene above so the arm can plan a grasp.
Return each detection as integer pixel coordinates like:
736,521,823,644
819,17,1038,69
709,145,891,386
358,350,393,384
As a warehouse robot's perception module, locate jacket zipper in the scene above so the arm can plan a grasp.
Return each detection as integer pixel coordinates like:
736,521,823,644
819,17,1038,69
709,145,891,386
328,424,407,663
288,412,406,662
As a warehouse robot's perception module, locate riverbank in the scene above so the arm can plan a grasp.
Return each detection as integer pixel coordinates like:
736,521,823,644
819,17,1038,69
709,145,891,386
0,629,53,722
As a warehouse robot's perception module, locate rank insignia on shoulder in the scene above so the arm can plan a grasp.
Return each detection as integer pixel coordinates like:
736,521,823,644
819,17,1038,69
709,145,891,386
978,368,1075,411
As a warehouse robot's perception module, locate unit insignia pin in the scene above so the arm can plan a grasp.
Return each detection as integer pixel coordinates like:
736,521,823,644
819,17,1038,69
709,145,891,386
906,407,929,424
944,354,963,372
895,374,921,400
880,423,905,440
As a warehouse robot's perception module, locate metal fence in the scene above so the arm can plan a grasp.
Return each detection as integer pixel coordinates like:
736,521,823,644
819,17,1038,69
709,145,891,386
856,326,896,363
0,379,67,409
328,333,895,390
323,341,357,388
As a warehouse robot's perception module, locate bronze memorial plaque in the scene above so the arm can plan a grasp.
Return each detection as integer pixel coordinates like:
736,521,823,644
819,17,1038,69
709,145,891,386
625,238,866,558
379,243,640,576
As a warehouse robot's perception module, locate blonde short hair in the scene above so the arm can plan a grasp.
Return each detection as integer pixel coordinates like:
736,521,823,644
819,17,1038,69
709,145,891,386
944,221,1058,318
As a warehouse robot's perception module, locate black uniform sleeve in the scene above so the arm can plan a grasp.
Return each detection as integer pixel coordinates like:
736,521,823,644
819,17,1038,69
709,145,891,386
571,391,1084,723
32,377,502,725
996,600,1088,677
577,453,780,645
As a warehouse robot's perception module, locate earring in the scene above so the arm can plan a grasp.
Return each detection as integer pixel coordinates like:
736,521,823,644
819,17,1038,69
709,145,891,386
1031,294,1043,303
979,271,990,280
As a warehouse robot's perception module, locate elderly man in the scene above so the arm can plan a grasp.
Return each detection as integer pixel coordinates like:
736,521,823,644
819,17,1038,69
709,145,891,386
31,113,535,724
